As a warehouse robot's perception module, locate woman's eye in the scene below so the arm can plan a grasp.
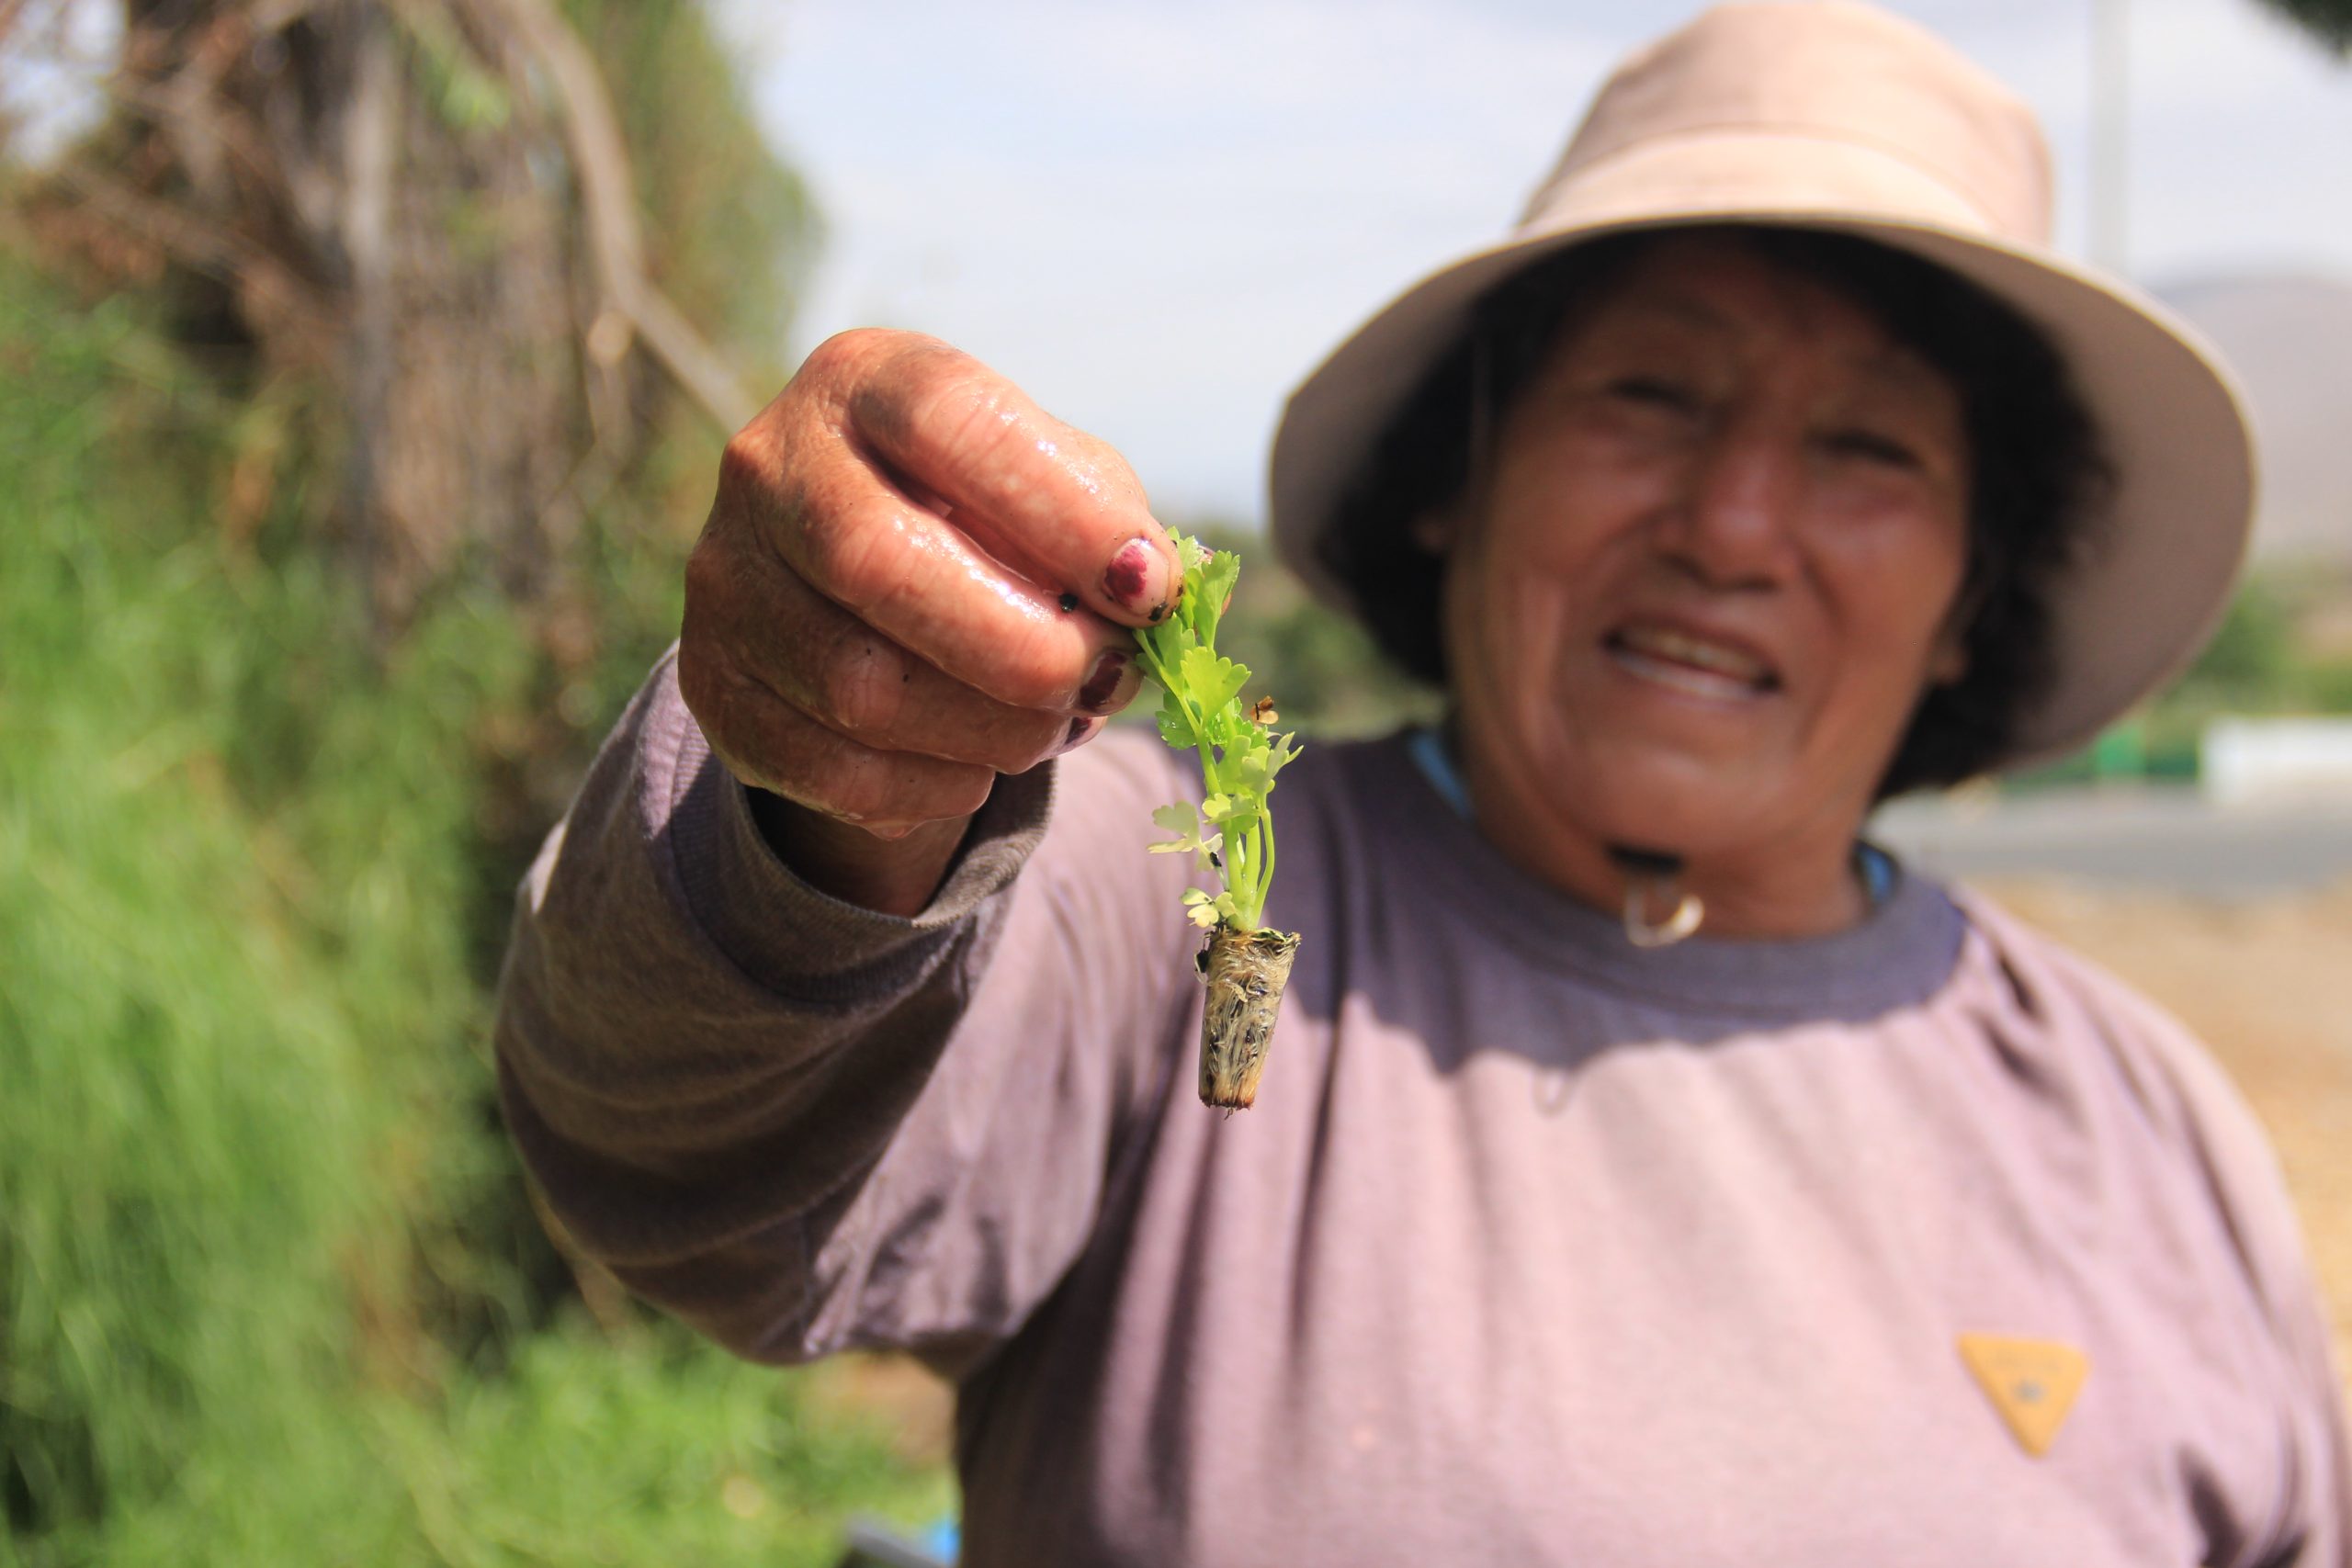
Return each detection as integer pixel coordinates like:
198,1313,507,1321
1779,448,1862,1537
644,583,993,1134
1822,429,1922,469
1604,377,1698,412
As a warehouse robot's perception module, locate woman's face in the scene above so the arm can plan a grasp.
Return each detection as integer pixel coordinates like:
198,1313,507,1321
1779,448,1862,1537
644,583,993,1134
1441,234,1973,928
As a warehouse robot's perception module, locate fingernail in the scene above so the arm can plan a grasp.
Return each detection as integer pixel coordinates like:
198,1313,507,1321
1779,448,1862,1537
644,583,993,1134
1102,536,1169,615
1076,649,1130,715
1053,716,1103,756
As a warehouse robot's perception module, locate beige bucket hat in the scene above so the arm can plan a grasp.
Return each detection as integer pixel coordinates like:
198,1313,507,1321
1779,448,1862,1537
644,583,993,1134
1268,0,2255,767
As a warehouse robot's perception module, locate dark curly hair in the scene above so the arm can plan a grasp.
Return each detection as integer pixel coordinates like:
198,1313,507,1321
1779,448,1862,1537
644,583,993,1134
1315,225,2111,798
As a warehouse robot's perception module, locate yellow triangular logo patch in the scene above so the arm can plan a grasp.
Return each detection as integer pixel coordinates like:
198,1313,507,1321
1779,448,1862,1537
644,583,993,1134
1957,1332,2089,1457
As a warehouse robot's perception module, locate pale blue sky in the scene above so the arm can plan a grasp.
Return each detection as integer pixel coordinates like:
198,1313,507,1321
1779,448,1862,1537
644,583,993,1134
7,3,2345,519
733,1,2350,519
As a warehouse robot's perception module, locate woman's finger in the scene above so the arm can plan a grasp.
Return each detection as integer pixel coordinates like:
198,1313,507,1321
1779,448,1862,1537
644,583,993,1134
821,330,1182,626
681,637,1001,832
775,463,1151,715
684,534,1139,773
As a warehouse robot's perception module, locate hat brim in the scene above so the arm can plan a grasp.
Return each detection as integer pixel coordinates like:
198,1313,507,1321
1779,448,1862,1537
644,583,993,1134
1269,193,2256,770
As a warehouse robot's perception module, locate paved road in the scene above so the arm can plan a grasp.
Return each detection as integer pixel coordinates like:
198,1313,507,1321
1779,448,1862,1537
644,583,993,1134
1871,785,2352,897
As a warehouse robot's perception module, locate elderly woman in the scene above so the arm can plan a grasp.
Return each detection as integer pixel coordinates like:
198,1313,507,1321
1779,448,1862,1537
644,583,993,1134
494,5,2350,1563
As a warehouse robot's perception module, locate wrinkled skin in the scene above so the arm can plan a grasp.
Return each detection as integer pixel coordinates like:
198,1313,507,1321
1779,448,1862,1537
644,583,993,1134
679,329,1176,914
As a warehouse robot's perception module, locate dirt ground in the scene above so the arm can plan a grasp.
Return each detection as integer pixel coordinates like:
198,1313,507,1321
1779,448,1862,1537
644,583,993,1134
1979,874,2352,1401
812,876,2352,1461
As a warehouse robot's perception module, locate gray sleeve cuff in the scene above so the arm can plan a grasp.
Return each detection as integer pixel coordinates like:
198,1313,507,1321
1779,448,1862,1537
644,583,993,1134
660,693,1057,1004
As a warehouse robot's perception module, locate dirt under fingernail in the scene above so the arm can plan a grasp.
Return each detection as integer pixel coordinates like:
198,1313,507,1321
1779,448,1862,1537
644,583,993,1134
1077,649,1129,713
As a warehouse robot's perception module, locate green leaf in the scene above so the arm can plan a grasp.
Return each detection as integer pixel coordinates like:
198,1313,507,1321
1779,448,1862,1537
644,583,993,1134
1201,793,1250,823
1136,622,1172,668
1149,801,1223,873
1156,687,1196,750
1177,646,1250,715
1227,729,1301,803
1165,533,1212,637
1192,549,1240,649
1151,803,1200,838
1182,887,1238,930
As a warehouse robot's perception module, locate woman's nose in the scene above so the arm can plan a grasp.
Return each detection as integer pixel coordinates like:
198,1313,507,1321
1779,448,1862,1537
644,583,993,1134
1655,415,1803,589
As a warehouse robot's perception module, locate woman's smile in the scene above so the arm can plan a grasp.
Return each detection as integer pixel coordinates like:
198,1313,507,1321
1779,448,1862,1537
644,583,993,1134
1601,618,1782,705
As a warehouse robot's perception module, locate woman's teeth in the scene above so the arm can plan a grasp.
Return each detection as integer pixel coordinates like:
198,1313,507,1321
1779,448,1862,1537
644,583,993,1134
1609,626,1774,699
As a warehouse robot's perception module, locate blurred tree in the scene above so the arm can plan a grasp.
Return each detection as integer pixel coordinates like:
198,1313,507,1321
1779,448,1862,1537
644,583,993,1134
4,0,808,642
2183,578,2298,698
2255,0,2352,56
3,0,823,942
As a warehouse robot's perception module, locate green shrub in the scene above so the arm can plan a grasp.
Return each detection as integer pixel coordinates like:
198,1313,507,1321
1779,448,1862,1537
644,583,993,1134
0,251,945,1566
0,268,385,1545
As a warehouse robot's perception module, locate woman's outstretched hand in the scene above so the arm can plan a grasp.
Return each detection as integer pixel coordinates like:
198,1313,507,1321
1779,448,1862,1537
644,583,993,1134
679,329,1178,915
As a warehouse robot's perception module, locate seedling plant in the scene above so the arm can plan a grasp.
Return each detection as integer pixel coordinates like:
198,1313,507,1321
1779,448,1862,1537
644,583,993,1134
1134,533,1303,1110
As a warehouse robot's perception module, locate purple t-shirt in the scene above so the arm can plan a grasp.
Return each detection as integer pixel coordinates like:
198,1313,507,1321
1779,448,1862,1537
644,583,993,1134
496,652,2351,1566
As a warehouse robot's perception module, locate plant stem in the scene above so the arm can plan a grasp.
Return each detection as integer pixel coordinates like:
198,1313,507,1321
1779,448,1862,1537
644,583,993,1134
1253,816,1276,929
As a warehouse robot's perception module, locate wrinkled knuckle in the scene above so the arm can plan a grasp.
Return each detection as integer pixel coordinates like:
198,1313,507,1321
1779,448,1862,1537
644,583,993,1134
905,367,1014,459
684,660,770,784
795,501,882,606
820,634,906,740
674,637,722,727
943,766,995,819
1006,668,1073,714
716,425,775,499
826,747,902,825
957,721,1040,774
1067,428,1144,497
887,331,969,380
802,326,894,384
682,526,736,613
836,333,959,424
1003,713,1072,772
746,727,828,814
990,624,1084,710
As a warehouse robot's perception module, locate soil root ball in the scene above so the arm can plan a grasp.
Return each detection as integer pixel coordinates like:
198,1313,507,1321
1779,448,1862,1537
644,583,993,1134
1196,924,1302,1110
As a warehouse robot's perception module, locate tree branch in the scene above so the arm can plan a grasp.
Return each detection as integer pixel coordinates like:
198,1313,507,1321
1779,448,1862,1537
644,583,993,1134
50,152,332,353
490,0,757,434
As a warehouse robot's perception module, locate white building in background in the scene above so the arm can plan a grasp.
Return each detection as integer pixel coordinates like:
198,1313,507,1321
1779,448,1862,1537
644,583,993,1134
2201,716,2352,805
